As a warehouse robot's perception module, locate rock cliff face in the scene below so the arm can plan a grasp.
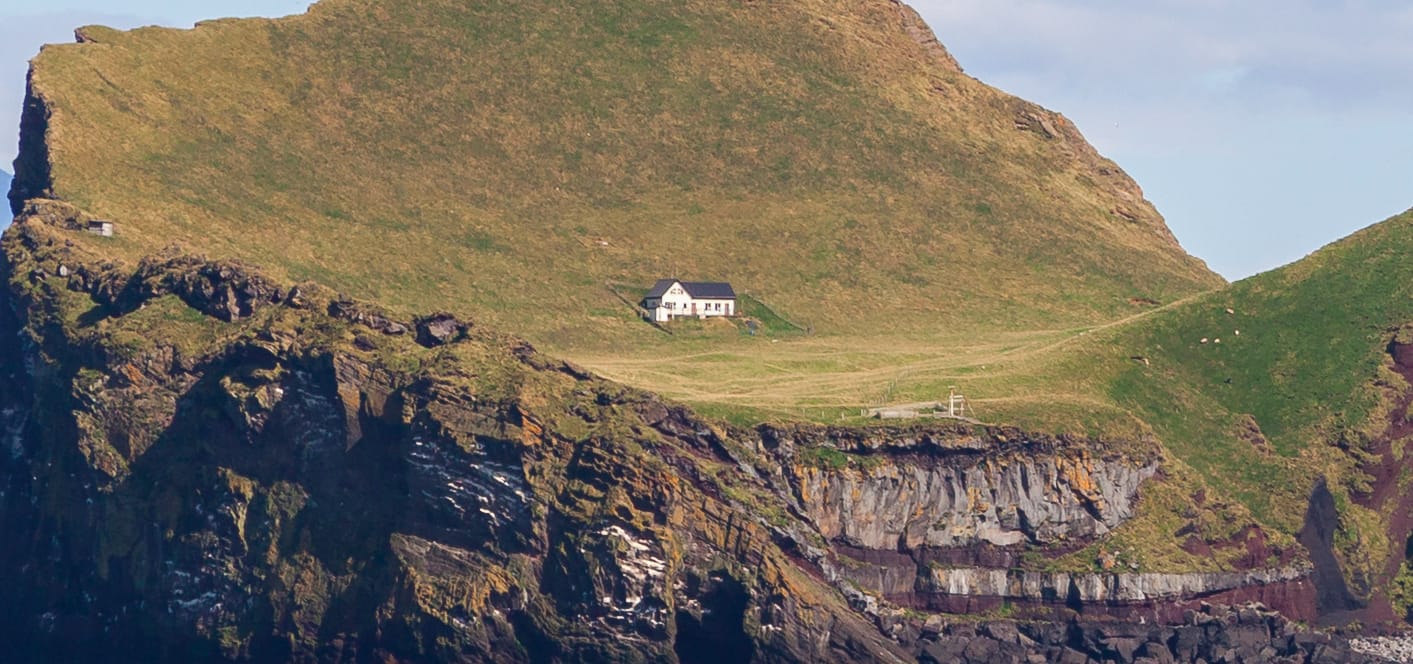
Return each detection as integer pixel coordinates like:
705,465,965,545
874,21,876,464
790,443,1155,549
917,603,1377,664
0,202,1351,660
749,425,1321,625
7,76,51,215
0,203,915,662
918,566,1316,623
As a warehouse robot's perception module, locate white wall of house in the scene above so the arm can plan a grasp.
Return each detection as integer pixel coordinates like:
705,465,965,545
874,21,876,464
694,298,734,317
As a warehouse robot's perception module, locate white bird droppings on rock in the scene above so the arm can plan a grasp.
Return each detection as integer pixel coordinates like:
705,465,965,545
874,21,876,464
1351,636,1413,662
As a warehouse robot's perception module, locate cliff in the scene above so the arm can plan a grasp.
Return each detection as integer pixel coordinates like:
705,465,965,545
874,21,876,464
0,201,1357,661
0,202,912,661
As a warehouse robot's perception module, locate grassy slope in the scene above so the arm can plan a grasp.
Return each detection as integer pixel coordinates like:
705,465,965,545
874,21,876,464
993,209,1413,570
26,0,1216,373
1105,210,1413,529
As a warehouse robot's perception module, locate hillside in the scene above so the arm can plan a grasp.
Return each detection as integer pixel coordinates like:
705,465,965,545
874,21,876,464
861,205,1413,622
10,0,1217,368
1105,208,1413,619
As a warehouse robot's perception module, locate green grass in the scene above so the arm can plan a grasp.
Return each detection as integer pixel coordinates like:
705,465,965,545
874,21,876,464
1095,210,1413,527
736,294,806,336
626,207,1413,565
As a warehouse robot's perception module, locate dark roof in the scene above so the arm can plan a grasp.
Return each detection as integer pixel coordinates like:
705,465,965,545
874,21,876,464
643,279,736,300
644,279,678,299
681,281,736,299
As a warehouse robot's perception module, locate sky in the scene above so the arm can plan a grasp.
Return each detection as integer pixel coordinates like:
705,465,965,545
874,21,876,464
2,1,1409,280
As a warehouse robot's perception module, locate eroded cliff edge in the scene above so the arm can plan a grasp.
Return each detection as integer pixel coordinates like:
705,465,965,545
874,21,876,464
0,201,1363,662
0,201,918,661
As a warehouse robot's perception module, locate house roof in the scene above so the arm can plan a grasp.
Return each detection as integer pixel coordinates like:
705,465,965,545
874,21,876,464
644,279,678,299
681,282,736,299
643,279,737,300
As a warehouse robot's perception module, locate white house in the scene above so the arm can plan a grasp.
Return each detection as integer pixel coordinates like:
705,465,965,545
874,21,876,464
642,279,737,322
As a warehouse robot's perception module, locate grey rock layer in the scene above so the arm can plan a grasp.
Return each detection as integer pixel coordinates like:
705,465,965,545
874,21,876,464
923,565,1312,603
794,451,1156,549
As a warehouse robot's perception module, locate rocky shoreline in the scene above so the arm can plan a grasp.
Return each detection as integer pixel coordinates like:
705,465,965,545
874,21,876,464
919,603,1381,663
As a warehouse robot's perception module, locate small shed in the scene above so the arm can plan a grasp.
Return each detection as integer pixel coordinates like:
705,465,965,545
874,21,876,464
86,220,114,237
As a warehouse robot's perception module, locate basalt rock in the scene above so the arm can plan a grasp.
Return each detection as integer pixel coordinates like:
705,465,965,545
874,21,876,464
762,422,1159,553
917,603,1378,663
0,213,910,662
328,298,410,335
415,312,471,347
789,445,1156,549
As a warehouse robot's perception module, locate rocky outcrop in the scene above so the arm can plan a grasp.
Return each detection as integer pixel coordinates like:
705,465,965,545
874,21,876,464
414,312,472,348
7,76,53,215
1351,635,1413,662
0,211,912,662
918,566,1317,623
791,446,1155,549
922,566,1310,605
121,253,291,322
887,0,963,73
917,603,1376,663
751,422,1331,625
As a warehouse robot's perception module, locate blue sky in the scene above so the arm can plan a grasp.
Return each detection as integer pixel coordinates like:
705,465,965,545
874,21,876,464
910,0,1413,280
2,0,1409,280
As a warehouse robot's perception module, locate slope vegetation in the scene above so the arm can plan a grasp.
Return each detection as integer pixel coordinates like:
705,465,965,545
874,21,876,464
11,0,1216,369
1104,208,1413,617
865,206,1413,619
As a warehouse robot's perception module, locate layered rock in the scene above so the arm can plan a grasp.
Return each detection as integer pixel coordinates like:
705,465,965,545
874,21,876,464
791,446,1155,549
750,422,1329,625
922,566,1310,604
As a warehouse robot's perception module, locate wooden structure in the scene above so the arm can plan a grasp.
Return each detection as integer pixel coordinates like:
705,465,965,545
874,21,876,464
86,220,114,237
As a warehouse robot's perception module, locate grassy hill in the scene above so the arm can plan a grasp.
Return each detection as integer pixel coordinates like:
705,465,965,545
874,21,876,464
834,205,1413,600
15,0,1217,371
1103,209,1413,598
